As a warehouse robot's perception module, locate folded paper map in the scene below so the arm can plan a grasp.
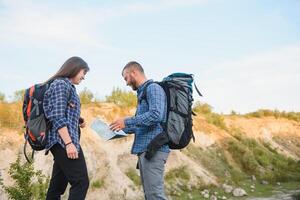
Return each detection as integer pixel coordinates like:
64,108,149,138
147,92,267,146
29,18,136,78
90,118,127,141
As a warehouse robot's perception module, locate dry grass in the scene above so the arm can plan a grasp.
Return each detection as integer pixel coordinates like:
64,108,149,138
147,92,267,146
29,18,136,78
0,102,23,131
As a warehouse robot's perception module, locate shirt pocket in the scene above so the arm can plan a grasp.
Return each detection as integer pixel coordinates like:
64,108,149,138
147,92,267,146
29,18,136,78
67,93,79,110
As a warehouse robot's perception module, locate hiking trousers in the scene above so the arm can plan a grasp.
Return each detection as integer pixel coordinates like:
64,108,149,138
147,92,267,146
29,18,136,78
46,144,89,200
138,151,169,200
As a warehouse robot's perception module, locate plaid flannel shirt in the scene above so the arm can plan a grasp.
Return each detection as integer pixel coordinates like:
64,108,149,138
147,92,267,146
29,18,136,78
43,78,81,154
124,80,170,154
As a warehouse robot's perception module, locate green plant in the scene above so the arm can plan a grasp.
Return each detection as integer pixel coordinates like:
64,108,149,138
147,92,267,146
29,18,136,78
193,101,212,114
79,87,94,104
165,166,190,182
226,137,300,183
230,110,238,115
0,155,49,200
0,91,6,102
165,165,192,196
229,127,244,141
244,109,300,122
125,168,140,186
193,101,228,130
91,179,104,189
183,144,245,184
105,87,137,108
206,113,228,130
13,90,25,102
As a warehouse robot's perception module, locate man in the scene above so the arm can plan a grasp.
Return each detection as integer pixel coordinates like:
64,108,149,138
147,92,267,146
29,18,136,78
110,61,169,200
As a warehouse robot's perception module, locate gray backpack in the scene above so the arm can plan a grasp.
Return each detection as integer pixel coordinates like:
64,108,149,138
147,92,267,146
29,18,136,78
141,73,202,159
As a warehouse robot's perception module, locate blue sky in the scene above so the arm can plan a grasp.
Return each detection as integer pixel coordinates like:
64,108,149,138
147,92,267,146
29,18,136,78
0,0,299,113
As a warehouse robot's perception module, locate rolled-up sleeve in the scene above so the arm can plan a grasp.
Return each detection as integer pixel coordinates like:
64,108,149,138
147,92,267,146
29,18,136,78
122,124,136,134
44,80,70,132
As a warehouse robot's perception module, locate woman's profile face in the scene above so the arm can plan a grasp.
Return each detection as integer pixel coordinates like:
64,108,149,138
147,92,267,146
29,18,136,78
71,69,86,85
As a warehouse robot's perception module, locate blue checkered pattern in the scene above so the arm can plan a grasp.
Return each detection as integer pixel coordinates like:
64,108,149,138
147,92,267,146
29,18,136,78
124,80,170,154
43,78,81,154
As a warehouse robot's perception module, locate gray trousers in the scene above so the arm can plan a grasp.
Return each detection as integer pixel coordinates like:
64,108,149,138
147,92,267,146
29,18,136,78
138,151,169,200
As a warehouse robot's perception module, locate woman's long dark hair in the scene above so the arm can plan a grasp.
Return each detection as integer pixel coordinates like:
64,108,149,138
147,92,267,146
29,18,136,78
45,56,89,84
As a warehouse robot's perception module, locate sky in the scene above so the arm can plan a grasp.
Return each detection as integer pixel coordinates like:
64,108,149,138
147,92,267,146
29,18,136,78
0,0,299,114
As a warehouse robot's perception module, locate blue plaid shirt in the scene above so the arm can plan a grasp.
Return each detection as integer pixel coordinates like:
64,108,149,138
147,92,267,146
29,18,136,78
124,80,170,154
43,78,81,154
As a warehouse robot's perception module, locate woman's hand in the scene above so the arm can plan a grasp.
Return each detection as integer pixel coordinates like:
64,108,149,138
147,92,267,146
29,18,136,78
66,143,78,159
79,117,86,128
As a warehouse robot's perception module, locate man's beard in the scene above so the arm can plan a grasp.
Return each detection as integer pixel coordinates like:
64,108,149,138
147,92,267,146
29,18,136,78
129,75,138,91
131,84,138,91
131,79,138,91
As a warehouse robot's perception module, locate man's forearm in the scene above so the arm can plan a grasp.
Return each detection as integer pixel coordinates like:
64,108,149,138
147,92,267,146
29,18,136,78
125,109,162,127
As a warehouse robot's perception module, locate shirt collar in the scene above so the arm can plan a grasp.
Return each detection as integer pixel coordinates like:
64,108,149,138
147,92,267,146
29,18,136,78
63,78,75,88
137,79,153,94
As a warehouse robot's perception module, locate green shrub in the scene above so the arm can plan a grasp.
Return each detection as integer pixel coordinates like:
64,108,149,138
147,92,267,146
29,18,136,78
193,101,212,114
0,91,6,102
91,179,104,189
0,155,49,200
253,147,270,167
245,109,300,122
105,87,137,108
193,101,228,130
125,168,140,186
229,127,244,141
206,113,228,130
230,110,238,115
241,151,260,173
165,166,190,182
226,137,300,183
13,90,25,103
79,87,94,104
183,145,245,184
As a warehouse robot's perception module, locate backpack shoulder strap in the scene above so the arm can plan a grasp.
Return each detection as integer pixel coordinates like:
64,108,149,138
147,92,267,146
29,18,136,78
194,81,203,97
139,81,155,105
26,86,35,119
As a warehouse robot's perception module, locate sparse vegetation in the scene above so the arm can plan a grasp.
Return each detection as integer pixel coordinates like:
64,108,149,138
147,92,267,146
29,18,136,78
0,102,23,130
125,167,140,186
0,92,6,102
12,90,25,103
165,165,194,196
226,137,300,183
79,87,94,104
183,144,245,184
193,101,228,130
0,155,49,200
244,109,300,122
105,87,137,108
165,166,190,182
91,179,104,189
1,88,300,199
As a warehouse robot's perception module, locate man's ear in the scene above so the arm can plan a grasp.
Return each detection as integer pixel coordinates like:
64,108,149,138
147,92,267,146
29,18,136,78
131,68,137,76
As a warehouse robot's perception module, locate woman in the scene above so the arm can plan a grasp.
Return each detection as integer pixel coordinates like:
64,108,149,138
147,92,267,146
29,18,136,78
43,57,90,200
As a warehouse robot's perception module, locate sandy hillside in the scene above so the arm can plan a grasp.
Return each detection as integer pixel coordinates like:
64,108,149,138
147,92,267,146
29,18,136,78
0,103,300,199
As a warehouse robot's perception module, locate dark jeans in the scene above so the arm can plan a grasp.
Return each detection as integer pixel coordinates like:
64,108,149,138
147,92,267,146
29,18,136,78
46,144,89,200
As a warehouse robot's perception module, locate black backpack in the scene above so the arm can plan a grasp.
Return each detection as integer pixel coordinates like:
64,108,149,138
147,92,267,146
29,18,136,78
22,82,52,162
141,73,202,159
22,79,70,162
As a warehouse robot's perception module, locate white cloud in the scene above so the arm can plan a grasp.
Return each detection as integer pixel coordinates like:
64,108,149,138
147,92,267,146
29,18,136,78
121,0,207,13
0,0,108,48
0,0,207,49
200,45,300,113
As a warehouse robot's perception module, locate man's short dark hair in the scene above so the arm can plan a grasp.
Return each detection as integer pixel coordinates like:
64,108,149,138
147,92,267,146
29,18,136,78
122,61,144,75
